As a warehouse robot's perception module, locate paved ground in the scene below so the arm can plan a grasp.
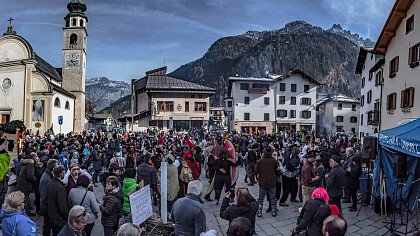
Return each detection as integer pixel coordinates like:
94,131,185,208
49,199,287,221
27,166,419,236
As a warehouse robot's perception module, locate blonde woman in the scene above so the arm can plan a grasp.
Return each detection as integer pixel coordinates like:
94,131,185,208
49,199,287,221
0,191,37,235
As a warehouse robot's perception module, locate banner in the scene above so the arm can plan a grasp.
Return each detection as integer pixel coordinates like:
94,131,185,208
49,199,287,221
129,185,153,225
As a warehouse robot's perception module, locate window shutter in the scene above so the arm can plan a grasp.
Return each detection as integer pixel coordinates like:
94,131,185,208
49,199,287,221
409,46,413,65
309,98,311,105
386,95,390,110
396,56,399,72
409,87,415,107
389,60,392,75
401,90,405,108
393,93,397,110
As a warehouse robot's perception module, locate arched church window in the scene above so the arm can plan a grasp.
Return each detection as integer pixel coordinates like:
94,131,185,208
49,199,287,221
66,20,70,27
72,18,77,27
54,98,61,108
80,19,84,27
70,34,78,48
65,101,70,110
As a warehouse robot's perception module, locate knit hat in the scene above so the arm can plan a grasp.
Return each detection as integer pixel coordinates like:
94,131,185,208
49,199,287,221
330,155,341,164
263,146,273,156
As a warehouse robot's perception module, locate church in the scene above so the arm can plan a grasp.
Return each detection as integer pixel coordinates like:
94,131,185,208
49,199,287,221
0,0,88,135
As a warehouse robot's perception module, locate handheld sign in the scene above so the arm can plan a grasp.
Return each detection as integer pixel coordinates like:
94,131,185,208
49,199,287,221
129,185,153,225
58,116,63,125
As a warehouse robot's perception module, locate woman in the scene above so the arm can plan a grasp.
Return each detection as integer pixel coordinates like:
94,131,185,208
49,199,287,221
213,151,238,205
220,187,258,232
58,205,88,236
294,187,331,236
68,175,100,236
101,176,123,236
0,191,37,235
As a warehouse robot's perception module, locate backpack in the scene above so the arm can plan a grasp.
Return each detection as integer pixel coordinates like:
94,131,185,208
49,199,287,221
179,162,193,183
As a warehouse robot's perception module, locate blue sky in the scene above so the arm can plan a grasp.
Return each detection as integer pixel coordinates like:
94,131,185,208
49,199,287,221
1,0,393,82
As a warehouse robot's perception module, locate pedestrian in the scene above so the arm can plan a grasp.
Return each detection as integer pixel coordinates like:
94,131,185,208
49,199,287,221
117,223,142,236
213,147,238,205
279,146,300,206
0,191,37,236
226,216,254,236
99,162,122,188
15,153,36,216
100,176,123,236
301,151,319,204
58,205,88,236
342,148,354,203
322,215,347,236
171,180,206,236
326,155,345,212
345,156,362,212
244,143,258,186
255,146,280,217
40,159,59,236
65,161,81,194
136,154,158,197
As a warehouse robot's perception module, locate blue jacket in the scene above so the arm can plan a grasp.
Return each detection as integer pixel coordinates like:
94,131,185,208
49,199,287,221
0,210,38,236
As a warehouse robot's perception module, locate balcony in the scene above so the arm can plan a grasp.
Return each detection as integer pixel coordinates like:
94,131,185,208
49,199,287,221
248,88,268,94
367,110,380,125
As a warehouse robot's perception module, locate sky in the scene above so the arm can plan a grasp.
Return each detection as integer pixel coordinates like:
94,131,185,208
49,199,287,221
1,0,394,83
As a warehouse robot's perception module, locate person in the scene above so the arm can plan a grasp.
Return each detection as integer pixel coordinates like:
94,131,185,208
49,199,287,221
117,223,142,236
58,205,88,236
301,151,319,204
15,154,36,216
46,165,69,236
326,155,345,211
220,187,258,233
40,159,59,236
294,187,331,236
279,146,300,207
122,168,137,215
33,155,44,215
322,215,347,236
245,143,258,186
345,156,362,212
0,190,37,236
342,147,354,203
171,180,206,236
226,216,254,236
136,154,158,197
65,162,81,194
100,176,123,236
99,162,122,188
213,148,238,205
68,175,100,236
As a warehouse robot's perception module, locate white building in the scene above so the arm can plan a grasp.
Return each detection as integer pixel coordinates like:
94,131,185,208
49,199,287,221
374,0,420,129
226,69,319,134
355,47,384,138
209,107,226,131
316,94,360,137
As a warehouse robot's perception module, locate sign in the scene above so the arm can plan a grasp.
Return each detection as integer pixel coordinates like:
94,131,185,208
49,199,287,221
58,116,63,125
129,185,153,225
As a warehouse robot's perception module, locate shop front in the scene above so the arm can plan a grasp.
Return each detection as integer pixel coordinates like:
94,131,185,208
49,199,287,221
235,121,274,134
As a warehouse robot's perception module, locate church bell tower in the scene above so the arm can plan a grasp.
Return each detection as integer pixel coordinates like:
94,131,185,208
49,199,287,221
62,0,88,133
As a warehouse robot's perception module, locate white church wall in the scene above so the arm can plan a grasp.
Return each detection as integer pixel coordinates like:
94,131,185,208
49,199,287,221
32,74,49,92
0,69,25,121
0,39,30,62
52,93,74,134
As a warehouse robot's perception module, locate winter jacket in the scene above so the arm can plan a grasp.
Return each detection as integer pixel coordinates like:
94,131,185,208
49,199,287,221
0,150,11,181
255,154,279,188
46,177,69,228
122,177,137,213
220,196,258,229
58,223,87,236
16,159,36,195
136,163,157,192
39,170,54,211
68,186,100,224
326,165,345,198
171,194,206,236
185,158,200,180
0,210,37,236
100,188,123,228
296,199,331,235
345,163,362,192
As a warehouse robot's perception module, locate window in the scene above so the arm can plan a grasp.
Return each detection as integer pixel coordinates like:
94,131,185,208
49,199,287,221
54,98,61,108
369,72,373,80
80,19,84,27
361,114,364,125
408,43,420,68
304,85,310,93
244,97,250,104
252,83,270,91
290,96,296,105
289,110,296,118
291,84,297,92
401,87,415,108
264,97,269,105
279,83,286,91
198,95,203,98
361,77,365,88
240,83,249,90
70,34,77,47
66,20,70,27
301,111,311,119
244,113,250,121
65,101,70,110
1,114,10,124
336,116,344,122
72,18,76,26
406,15,414,34
227,101,232,107
264,113,270,121
350,116,357,123
338,103,342,110
279,96,286,104
194,102,207,112
386,93,397,111
277,109,287,118
352,104,357,111
389,56,399,78
301,97,311,105
351,128,356,134
336,126,343,132
191,95,195,98
157,101,174,112
185,102,189,112
375,71,383,86
367,90,372,104
361,95,365,106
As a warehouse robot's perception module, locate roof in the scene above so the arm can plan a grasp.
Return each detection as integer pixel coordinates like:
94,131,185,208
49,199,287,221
379,118,420,157
51,84,76,99
276,69,322,85
88,114,110,120
355,47,374,74
35,54,63,82
369,58,385,73
374,0,415,53
316,93,360,106
228,77,275,82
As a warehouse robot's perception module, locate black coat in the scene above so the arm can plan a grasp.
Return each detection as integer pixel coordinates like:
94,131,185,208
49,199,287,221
220,197,258,229
16,159,36,195
100,189,123,228
46,178,69,228
296,199,331,236
345,163,362,192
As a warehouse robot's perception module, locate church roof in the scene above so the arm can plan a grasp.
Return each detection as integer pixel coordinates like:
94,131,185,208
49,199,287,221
34,54,63,82
51,83,76,99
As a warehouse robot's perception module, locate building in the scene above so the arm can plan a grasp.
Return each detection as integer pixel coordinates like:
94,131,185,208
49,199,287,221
86,113,114,130
316,94,360,137
209,107,226,131
374,0,419,129
355,47,384,138
0,0,88,134
226,69,320,134
131,67,216,131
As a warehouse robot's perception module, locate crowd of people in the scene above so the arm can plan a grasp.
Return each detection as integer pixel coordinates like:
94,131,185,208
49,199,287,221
0,127,363,235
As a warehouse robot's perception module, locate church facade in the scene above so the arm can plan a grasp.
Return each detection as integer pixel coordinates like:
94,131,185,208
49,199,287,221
0,0,87,134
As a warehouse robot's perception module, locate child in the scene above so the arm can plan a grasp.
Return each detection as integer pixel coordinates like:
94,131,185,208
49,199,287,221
100,176,123,236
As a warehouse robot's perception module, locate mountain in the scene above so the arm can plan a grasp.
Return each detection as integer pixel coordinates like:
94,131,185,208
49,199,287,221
85,77,131,112
169,20,375,105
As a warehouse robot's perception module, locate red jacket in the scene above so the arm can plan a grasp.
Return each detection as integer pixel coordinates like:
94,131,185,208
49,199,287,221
185,158,200,180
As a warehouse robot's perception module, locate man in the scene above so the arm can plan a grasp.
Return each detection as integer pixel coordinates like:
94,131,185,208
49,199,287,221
58,205,88,236
171,180,206,236
301,151,319,204
46,165,69,236
137,154,158,196
322,215,347,236
255,146,279,217
16,153,37,216
64,161,81,194
244,143,258,186
40,159,59,236
326,155,345,211
342,147,354,203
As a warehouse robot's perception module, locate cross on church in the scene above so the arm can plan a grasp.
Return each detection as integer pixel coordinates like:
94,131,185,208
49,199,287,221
8,17,14,26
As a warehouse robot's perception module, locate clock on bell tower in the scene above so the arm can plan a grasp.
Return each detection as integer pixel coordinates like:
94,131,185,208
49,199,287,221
62,0,88,133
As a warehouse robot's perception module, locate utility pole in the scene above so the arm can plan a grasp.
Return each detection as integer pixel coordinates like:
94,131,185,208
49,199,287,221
131,83,135,132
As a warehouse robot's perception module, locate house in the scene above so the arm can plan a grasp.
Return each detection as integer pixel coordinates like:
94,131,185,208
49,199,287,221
209,107,226,131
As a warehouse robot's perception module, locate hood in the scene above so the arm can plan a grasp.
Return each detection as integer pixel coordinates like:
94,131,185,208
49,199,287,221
123,178,137,188
0,210,25,219
108,188,123,200
20,159,34,165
